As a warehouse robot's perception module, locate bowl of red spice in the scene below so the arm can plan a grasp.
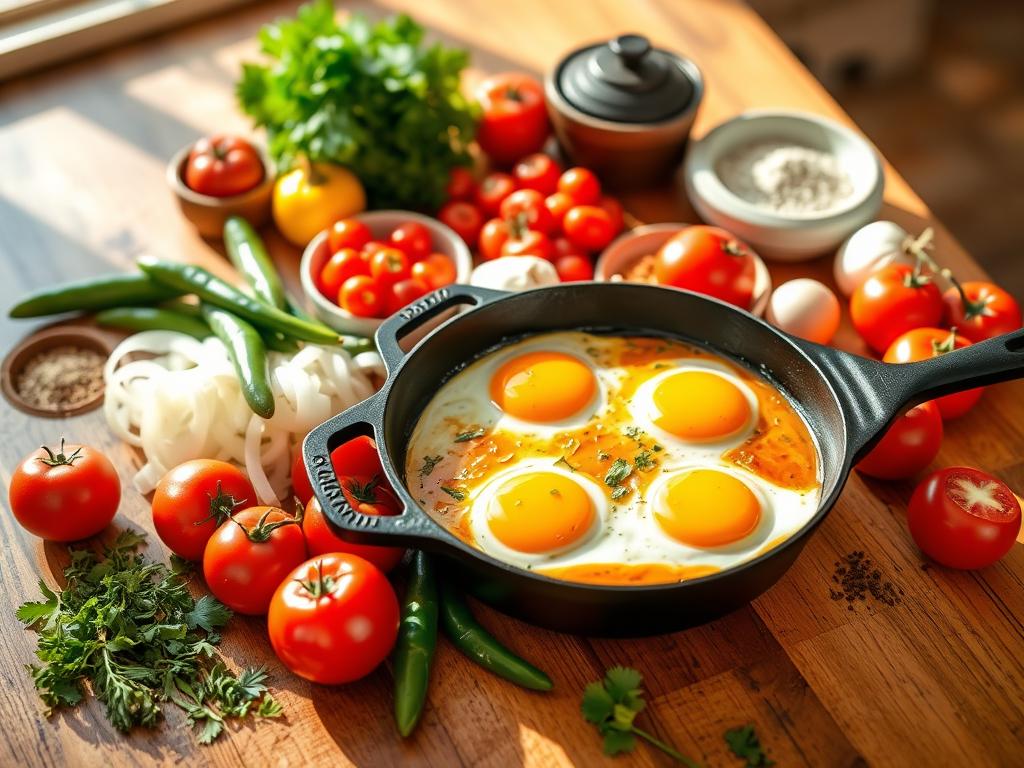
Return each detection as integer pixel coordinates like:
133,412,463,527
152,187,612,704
2,325,113,417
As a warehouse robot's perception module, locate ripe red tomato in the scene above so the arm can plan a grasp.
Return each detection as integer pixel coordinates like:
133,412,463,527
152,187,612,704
184,135,264,197
553,236,586,259
555,254,594,282
303,496,404,572
500,189,556,234
563,206,616,252
438,201,484,246
513,153,561,194
291,450,314,506
319,247,367,298
654,226,757,309
9,441,120,542
544,193,575,233
152,459,255,560
475,73,549,165
597,196,625,235
327,218,372,254
411,253,458,290
340,275,387,317
446,166,477,201
557,167,601,205
850,264,944,353
203,506,307,615
368,247,411,287
362,241,389,258
883,327,983,419
502,228,555,261
908,467,1022,569
387,278,431,314
268,553,400,684
389,222,433,262
292,435,392,506
942,280,1022,342
856,402,943,480
479,218,511,261
475,172,517,217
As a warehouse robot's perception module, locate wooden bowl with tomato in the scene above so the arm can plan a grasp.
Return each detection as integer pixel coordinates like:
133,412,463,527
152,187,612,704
167,135,275,238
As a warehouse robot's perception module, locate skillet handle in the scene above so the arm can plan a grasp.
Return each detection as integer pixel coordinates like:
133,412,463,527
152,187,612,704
375,284,507,374
797,327,1024,459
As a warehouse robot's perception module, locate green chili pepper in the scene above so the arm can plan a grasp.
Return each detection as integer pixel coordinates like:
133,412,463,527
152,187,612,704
261,331,299,354
342,336,376,357
223,216,288,310
200,303,275,418
138,256,338,344
394,552,438,737
9,273,183,318
438,579,552,691
95,306,211,339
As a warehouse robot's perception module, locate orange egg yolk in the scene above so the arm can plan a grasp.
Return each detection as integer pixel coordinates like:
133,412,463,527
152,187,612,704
490,351,596,423
651,370,751,441
486,472,595,553
655,469,761,547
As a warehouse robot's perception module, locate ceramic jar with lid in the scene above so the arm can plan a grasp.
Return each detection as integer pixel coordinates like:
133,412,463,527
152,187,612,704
545,33,703,189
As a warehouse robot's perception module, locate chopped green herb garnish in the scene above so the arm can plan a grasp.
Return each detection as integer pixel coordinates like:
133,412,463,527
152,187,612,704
724,725,773,766
604,458,632,487
440,486,466,502
611,486,630,500
550,489,561,497
634,451,656,471
454,428,486,443
597,450,611,461
555,456,577,472
652,444,663,452
419,455,442,477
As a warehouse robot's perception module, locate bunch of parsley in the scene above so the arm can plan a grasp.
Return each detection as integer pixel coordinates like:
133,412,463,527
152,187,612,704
17,531,282,744
237,0,478,210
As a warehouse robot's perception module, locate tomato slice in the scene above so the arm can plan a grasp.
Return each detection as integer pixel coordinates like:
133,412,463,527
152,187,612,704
945,471,1019,522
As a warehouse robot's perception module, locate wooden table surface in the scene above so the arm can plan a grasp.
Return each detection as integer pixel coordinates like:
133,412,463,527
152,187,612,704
2,1,1023,766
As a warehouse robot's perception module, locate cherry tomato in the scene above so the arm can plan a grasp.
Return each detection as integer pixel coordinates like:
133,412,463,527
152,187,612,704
555,254,594,282
291,451,314,506
500,189,556,234
369,247,411,287
475,172,517,217
479,218,511,261
327,218,372,254
553,236,586,259
438,201,484,246
513,153,561,195
908,467,1022,569
292,435,392,508
362,240,389,258
303,497,404,572
203,506,306,615
557,167,601,205
563,206,615,252
654,225,756,309
883,327,983,419
268,553,399,684
856,402,943,480
446,166,477,201
597,196,625,235
152,459,255,560
475,73,549,166
184,135,264,197
502,228,555,261
389,222,433,262
544,193,575,233
411,253,458,290
319,247,368,298
9,441,120,542
850,264,943,353
942,280,1022,342
387,278,430,314
340,275,387,317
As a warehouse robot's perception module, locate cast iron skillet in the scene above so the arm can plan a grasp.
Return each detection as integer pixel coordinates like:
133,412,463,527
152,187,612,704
304,282,1024,636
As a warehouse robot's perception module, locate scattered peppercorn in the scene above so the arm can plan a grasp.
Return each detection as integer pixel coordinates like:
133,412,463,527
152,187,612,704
829,550,902,609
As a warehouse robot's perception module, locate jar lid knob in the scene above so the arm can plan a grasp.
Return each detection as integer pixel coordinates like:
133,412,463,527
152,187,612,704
608,34,651,68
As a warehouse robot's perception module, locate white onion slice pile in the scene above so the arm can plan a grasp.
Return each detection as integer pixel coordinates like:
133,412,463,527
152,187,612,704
103,331,379,505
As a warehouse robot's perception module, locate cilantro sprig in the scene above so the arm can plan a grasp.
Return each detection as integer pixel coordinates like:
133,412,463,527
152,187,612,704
581,667,700,766
725,725,773,766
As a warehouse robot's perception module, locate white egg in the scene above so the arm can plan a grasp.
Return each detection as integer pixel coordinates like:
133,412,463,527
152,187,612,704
834,220,911,296
766,278,841,345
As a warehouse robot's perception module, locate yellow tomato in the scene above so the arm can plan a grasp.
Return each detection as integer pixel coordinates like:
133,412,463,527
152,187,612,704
272,163,366,247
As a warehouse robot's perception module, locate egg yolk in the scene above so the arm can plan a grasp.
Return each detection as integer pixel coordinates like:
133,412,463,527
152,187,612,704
490,351,596,423
655,469,761,547
651,370,751,441
486,472,595,553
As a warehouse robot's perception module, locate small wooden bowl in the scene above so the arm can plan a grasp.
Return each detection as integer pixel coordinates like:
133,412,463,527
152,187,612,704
167,141,275,239
2,325,115,418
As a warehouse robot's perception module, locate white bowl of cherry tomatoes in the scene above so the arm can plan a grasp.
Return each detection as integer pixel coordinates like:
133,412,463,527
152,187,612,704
300,211,473,337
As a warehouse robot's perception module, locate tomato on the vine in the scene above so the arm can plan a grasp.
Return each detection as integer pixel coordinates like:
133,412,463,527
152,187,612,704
908,467,1021,569
411,253,457,290
555,254,594,282
942,280,1022,342
475,172,517,217
445,167,476,201
9,440,120,542
475,73,549,166
557,167,601,205
479,218,511,261
563,206,615,252
152,458,255,560
388,222,432,262
319,247,368,298
438,201,484,246
302,496,404,572
340,275,387,318
500,189,556,234
850,264,943,353
513,153,561,195
883,327,982,419
184,135,264,197
654,225,756,309
856,401,943,480
502,228,555,261
327,218,372,254
268,553,400,684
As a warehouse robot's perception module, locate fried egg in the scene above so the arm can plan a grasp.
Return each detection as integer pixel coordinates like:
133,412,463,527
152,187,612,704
404,331,821,586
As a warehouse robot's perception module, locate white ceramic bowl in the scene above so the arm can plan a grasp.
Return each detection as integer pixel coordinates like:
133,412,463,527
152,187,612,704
300,210,473,337
594,223,772,317
684,110,884,262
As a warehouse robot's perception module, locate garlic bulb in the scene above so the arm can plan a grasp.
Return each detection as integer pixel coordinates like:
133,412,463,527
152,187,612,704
834,221,911,296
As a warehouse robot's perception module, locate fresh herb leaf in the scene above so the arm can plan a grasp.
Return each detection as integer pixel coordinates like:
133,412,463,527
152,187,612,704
724,725,773,766
624,426,645,441
604,458,632,487
454,428,486,443
258,696,285,718
15,580,58,627
420,455,442,477
554,456,577,472
440,486,466,502
634,451,656,471
611,486,630,500
597,450,611,461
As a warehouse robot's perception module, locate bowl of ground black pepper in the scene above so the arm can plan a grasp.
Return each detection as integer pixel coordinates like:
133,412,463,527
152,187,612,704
2,325,114,417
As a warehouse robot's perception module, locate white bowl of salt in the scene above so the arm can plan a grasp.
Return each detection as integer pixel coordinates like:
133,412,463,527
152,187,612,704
684,109,884,261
